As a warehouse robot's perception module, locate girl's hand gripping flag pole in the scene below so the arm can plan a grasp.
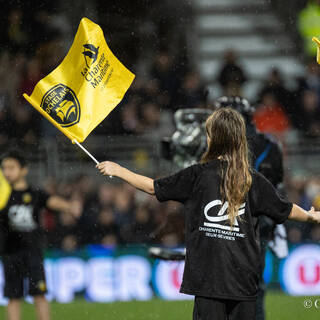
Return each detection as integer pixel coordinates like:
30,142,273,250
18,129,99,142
22,18,135,177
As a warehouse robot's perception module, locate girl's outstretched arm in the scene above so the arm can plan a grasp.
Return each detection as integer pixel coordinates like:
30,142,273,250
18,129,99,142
96,161,155,195
288,204,320,223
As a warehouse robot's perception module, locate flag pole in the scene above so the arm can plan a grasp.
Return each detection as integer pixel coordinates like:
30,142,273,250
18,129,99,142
73,139,113,178
73,139,99,164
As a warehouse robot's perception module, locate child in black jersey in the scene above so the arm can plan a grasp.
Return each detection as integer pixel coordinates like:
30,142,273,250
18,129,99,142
0,150,79,320
97,107,320,320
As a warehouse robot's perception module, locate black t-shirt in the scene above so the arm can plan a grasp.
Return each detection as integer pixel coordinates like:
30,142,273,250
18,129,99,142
153,159,292,300
0,187,49,254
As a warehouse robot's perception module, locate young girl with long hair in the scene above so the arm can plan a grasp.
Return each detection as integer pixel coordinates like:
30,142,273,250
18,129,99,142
97,107,320,320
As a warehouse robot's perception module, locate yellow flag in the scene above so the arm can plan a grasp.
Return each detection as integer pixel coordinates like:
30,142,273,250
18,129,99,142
312,37,320,64
0,169,11,210
23,18,135,142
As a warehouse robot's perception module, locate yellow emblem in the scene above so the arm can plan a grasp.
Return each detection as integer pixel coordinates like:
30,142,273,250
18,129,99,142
23,193,32,204
38,281,47,292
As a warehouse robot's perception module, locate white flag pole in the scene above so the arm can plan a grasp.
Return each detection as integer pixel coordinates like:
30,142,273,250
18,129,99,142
73,139,112,178
73,139,99,164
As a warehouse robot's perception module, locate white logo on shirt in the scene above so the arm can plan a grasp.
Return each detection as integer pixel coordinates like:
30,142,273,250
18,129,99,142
203,200,245,232
8,205,37,232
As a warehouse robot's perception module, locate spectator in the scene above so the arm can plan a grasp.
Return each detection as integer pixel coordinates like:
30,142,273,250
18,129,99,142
114,184,135,227
18,57,42,98
287,226,303,244
175,71,207,110
6,9,28,53
140,102,175,139
122,204,155,243
253,92,291,139
310,225,320,242
258,68,291,116
56,211,79,251
217,49,247,96
0,101,12,149
151,49,180,109
12,106,39,146
94,207,120,245
297,90,320,137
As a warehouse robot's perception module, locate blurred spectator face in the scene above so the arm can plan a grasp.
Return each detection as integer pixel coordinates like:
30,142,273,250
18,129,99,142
61,235,77,252
131,78,143,92
121,102,139,132
302,90,318,112
1,157,27,185
310,225,320,242
287,227,302,244
43,176,58,195
155,52,172,71
13,53,27,70
75,174,95,195
135,206,149,224
114,187,132,212
306,178,320,200
268,68,282,85
98,184,115,207
14,106,31,124
98,208,115,226
142,103,160,126
34,10,50,24
0,51,10,76
26,58,41,81
224,49,236,63
166,201,182,214
306,60,318,76
145,79,160,96
9,9,23,25
183,72,200,91
261,92,278,107
57,181,73,197
161,233,179,247
101,234,117,246
122,183,136,197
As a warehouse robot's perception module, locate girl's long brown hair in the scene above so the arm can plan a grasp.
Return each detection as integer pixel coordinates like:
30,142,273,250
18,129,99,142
200,107,252,226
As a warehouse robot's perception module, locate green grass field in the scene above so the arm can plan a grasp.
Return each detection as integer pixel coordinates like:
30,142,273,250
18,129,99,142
0,291,319,319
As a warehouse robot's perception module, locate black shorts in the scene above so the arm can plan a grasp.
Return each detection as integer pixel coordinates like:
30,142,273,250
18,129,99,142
193,296,256,320
2,250,47,299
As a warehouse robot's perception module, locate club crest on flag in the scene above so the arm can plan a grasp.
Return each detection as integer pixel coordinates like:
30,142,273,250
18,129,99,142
40,84,80,127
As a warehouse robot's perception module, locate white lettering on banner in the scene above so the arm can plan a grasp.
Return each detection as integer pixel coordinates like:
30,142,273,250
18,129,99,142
56,258,86,303
86,258,114,302
0,255,154,305
44,260,54,302
153,261,192,300
0,264,8,305
116,256,153,301
281,245,320,296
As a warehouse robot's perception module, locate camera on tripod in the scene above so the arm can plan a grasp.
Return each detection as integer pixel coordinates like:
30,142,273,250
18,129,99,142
161,108,213,168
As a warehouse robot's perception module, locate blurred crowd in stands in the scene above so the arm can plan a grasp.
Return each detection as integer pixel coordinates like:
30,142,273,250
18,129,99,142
41,174,185,251
40,172,320,251
1,5,320,249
